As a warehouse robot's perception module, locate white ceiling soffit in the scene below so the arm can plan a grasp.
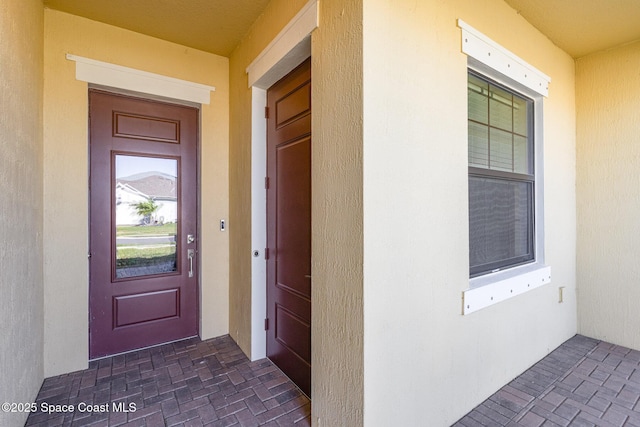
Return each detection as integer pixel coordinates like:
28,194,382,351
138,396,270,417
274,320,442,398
503,0,640,58
44,0,271,57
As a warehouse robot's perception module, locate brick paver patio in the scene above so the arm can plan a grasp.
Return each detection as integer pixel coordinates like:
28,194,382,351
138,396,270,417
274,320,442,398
455,335,640,426
23,334,640,426
25,335,310,426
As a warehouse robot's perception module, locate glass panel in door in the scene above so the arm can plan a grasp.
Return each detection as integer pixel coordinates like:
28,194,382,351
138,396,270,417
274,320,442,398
114,154,178,279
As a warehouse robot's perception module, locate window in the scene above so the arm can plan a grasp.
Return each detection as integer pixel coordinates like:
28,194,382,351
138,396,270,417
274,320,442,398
468,71,535,277
459,20,551,313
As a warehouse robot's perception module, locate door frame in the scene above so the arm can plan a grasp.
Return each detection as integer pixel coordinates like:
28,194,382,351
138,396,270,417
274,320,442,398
247,0,318,361
75,66,210,358
87,89,202,359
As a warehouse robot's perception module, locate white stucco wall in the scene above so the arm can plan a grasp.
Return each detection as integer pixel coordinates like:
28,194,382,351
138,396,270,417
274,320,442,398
576,40,640,349
0,0,44,426
362,0,577,424
43,9,230,377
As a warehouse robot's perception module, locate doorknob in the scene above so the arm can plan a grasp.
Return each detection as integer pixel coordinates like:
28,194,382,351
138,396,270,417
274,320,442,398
187,249,195,277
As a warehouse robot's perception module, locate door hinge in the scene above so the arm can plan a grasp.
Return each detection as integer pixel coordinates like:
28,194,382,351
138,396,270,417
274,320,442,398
265,177,270,189
264,318,269,330
265,106,269,119
264,248,270,260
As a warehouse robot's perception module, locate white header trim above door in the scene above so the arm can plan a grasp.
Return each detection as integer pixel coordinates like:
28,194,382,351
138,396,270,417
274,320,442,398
66,54,216,105
245,0,318,89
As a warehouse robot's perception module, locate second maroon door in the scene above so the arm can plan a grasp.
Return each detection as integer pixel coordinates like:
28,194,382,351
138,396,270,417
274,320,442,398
266,58,312,396
89,90,199,359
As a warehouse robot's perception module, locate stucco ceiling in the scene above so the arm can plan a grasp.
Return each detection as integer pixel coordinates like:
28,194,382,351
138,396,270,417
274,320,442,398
503,0,640,58
42,0,271,57
43,0,640,59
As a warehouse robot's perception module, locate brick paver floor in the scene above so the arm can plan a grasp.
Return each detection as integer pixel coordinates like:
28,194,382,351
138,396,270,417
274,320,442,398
25,335,310,427
455,335,640,426
23,334,640,426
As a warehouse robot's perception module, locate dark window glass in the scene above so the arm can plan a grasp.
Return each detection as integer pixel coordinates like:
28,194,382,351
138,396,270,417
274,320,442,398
468,71,534,277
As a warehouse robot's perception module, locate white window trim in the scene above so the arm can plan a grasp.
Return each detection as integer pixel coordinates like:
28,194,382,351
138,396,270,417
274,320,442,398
460,22,550,315
457,19,550,97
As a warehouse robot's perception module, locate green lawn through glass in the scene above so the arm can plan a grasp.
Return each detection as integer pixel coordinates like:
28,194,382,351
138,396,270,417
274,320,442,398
115,223,178,275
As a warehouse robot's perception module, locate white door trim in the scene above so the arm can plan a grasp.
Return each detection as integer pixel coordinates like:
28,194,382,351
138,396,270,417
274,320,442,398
246,0,318,89
66,54,216,104
250,87,268,360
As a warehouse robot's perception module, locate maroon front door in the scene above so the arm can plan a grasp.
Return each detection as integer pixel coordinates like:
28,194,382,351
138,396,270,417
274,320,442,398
89,90,199,359
266,58,312,396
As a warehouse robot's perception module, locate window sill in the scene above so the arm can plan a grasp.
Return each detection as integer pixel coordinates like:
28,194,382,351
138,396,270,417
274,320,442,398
462,264,551,315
